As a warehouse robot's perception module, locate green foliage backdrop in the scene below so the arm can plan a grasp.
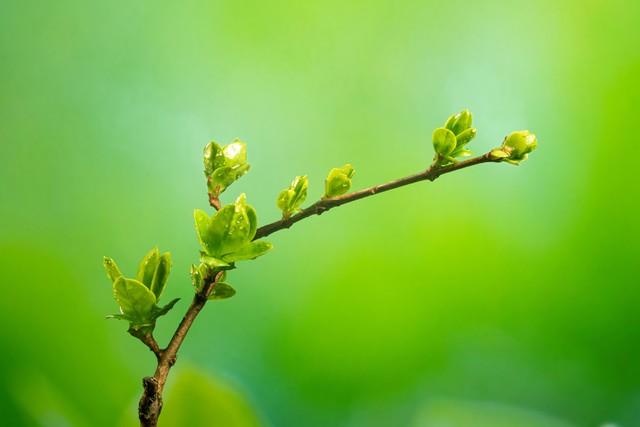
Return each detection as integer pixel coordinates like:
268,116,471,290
1,0,639,425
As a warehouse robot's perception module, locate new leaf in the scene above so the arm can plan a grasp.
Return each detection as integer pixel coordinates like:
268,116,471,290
113,277,157,327
194,194,272,270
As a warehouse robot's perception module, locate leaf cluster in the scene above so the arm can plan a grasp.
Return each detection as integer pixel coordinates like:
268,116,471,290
204,140,250,202
432,109,477,165
192,194,272,298
103,248,179,332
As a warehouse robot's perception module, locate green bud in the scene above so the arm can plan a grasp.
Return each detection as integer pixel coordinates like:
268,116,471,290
437,110,477,163
454,127,477,147
324,164,355,198
444,109,473,136
193,194,271,266
501,130,538,164
203,139,250,197
112,277,157,327
432,127,457,156
277,175,308,218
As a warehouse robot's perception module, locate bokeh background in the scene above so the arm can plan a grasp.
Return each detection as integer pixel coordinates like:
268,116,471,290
1,0,639,425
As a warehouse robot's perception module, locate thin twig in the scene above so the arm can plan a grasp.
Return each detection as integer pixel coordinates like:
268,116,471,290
254,152,499,239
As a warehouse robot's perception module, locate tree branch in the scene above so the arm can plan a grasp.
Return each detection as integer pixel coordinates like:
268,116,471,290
138,271,223,427
255,152,499,239
136,150,501,426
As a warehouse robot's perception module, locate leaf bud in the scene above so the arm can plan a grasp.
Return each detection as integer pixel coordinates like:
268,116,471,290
501,130,538,164
203,139,250,197
277,175,308,218
444,109,473,136
324,164,355,198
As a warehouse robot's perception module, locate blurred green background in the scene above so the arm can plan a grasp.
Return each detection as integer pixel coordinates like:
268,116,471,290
1,0,639,425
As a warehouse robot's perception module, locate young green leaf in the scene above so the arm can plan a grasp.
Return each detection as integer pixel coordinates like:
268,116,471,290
203,142,225,175
222,240,272,263
112,277,156,326
432,127,457,156
150,252,171,300
209,194,254,256
195,194,271,267
210,165,250,192
103,257,122,283
444,109,473,136
204,139,250,197
246,203,258,241
225,194,254,253
454,128,477,147
208,282,236,300
324,164,355,198
277,175,308,218
194,209,215,254
206,204,235,255
136,247,160,289
277,189,293,213
200,255,232,270
222,140,247,167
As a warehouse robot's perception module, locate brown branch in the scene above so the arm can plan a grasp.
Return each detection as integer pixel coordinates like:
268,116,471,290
254,152,499,240
208,194,221,211
207,176,222,210
138,272,223,427
135,150,501,426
